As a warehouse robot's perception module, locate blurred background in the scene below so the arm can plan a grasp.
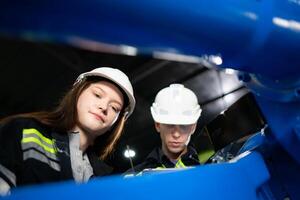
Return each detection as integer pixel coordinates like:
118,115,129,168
0,36,265,173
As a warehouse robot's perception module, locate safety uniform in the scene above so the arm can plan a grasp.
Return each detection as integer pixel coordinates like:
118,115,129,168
0,117,113,191
127,146,200,174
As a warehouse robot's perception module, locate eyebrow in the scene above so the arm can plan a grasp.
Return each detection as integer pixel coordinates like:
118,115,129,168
93,86,105,93
93,86,123,106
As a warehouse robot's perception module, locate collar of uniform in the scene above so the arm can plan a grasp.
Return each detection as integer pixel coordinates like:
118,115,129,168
180,146,201,166
68,132,94,182
68,131,81,152
145,147,176,168
146,146,200,167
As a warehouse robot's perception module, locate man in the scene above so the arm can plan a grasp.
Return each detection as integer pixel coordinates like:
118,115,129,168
129,83,202,174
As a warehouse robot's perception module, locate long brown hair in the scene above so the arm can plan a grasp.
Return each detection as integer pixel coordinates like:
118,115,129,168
0,77,128,160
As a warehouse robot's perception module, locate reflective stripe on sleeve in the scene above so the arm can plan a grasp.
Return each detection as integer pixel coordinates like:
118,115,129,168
21,128,57,154
23,149,60,171
21,128,60,171
0,164,16,186
21,137,56,154
0,177,11,196
21,142,59,162
22,129,53,145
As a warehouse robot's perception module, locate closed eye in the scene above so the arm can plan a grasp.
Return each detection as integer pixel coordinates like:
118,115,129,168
110,105,121,113
94,92,102,98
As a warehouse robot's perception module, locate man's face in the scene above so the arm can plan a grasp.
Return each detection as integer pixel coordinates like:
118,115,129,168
155,123,196,154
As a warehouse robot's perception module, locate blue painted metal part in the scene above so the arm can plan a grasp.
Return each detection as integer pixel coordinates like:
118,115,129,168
5,152,271,200
262,141,300,199
1,0,300,80
254,96,300,163
1,0,300,199
237,131,265,155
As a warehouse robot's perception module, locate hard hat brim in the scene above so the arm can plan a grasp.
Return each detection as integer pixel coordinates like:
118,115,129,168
150,107,201,125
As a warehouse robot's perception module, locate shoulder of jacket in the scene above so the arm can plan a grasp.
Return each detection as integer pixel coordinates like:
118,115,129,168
2,117,39,125
1,117,52,137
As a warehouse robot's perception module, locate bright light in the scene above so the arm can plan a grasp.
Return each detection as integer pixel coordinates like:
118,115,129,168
124,149,136,158
273,17,300,32
153,51,201,63
209,55,223,65
120,45,138,56
224,68,236,75
224,93,236,105
68,37,138,56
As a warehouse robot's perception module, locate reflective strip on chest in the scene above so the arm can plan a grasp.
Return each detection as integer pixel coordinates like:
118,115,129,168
156,159,187,169
175,159,187,168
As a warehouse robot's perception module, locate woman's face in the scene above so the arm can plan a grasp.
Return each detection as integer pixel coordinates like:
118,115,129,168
76,80,124,139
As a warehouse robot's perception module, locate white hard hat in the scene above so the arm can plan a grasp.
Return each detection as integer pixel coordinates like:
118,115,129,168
74,67,136,119
151,84,201,125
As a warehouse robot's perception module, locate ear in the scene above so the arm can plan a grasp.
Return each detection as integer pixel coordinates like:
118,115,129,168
191,123,197,135
154,122,161,133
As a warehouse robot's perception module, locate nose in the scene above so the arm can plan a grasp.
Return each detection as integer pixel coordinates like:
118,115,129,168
97,100,108,114
171,126,181,138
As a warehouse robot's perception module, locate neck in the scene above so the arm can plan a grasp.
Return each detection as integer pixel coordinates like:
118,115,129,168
70,126,94,152
162,145,187,161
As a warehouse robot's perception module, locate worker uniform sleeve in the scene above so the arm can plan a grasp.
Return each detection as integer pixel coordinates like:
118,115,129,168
0,120,23,193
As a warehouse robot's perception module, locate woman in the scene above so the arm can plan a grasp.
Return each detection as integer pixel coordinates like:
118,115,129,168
0,67,135,195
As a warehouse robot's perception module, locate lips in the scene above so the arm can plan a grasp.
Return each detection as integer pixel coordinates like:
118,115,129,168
89,111,105,123
169,142,181,147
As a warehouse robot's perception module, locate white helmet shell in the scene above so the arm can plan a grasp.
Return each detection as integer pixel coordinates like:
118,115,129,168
151,84,201,125
74,67,135,119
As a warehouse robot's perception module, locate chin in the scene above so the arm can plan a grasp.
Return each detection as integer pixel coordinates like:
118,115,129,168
169,147,184,154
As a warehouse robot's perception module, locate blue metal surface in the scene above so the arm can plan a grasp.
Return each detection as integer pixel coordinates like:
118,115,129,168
1,0,300,80
238,131,265,155
262,142,300,200
254,96,300,164
1,0,300,199
5,152,271,200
